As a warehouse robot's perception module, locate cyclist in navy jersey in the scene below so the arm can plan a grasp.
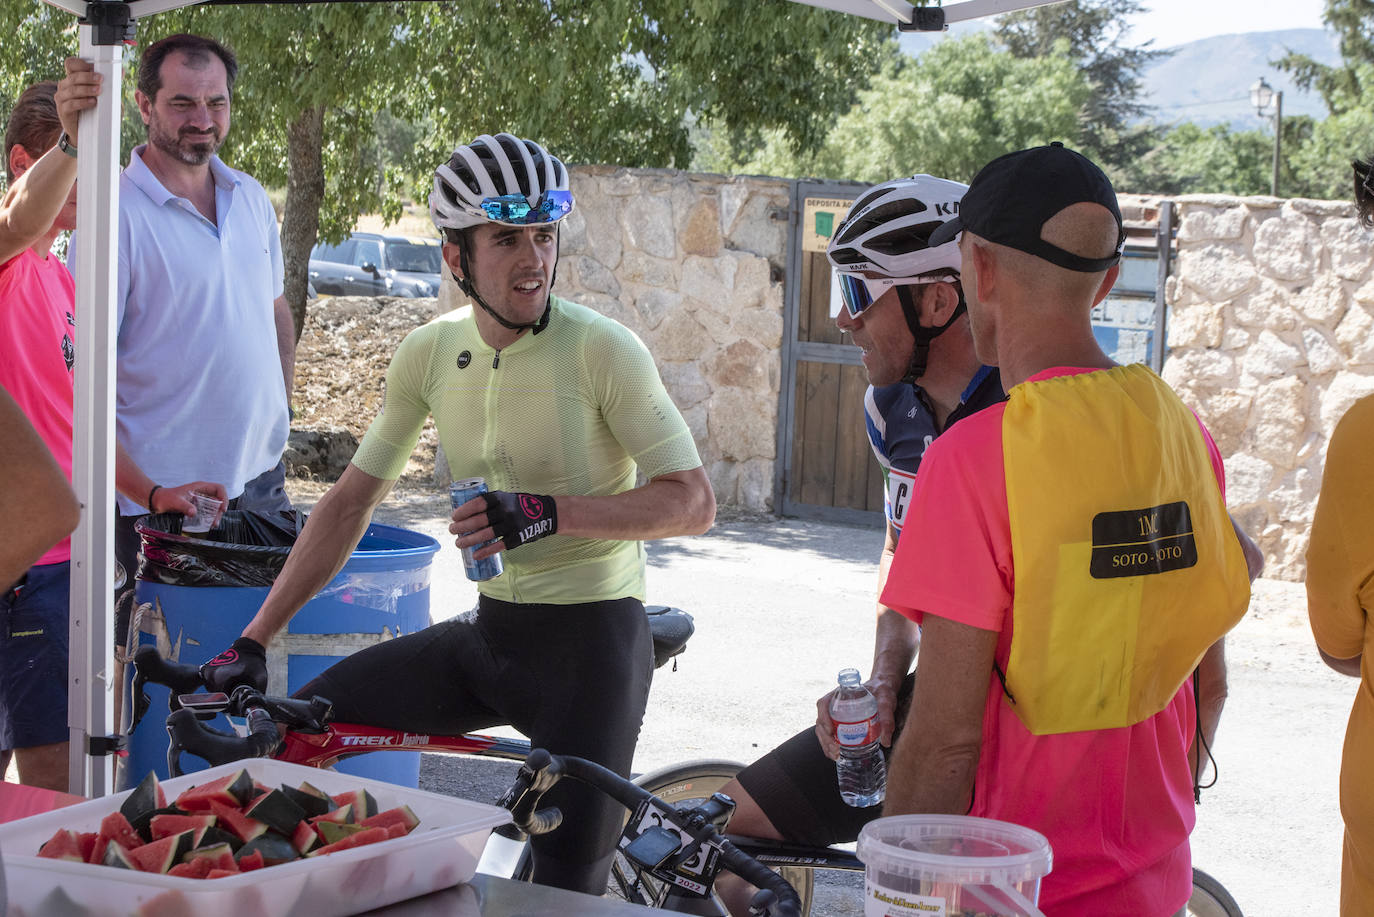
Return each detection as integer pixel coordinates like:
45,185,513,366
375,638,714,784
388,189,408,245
717,175,1002,886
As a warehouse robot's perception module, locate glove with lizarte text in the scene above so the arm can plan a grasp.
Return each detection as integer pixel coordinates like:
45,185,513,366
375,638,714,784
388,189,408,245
200,637,268,693
483,492,559,550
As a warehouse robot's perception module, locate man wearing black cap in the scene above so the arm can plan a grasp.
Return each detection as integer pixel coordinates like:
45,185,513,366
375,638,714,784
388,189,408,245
876,144,1256,915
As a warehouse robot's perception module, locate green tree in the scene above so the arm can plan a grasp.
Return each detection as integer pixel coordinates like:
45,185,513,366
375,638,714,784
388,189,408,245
706,33,1093,185
1278,0,1374,200
995,0,1169,183
0,0,888,336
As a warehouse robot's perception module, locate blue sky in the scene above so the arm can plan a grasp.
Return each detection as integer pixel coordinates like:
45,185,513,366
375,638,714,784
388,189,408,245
1126,0,1327,48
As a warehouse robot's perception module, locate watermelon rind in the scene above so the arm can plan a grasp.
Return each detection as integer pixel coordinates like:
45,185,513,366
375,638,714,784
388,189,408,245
237,832,299,866
244,788,307,836
102,840,136,869
120,771,167,827
315,821,367,846
279,783,336,818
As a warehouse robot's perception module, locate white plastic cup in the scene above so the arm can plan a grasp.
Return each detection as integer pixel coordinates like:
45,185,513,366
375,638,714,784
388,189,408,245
182,492,225,534
856,814,1053,917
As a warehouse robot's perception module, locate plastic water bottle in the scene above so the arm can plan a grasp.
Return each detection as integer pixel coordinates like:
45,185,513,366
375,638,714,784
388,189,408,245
831,667,886,807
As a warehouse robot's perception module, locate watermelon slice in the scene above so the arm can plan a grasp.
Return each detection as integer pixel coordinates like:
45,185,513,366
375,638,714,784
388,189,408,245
316,821,366,845
236,833,298,866
174,769,255,812
290,820,320,854
37,829,86,861
244,789,306,836
308,826,390,857
280,783,336,818
99,811,145,850
128,832,195,874
151,813,216,842
132,806,187,843
102,840,137,869
168,858,213,879
77,830,98,863
182,842,236,872
330,789,377,819
308,803,353,826
360,805,419,835
208,799,269,843
120,770,169,827
198,824,244,852
207,868,239,879
236,849,266,872
137,888,196,917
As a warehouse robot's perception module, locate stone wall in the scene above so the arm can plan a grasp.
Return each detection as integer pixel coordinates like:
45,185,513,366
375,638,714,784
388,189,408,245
439,165,791,510
1162,195,1374,581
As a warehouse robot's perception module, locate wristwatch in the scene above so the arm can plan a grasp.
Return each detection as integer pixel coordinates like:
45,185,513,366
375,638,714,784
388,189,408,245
57,132,77,158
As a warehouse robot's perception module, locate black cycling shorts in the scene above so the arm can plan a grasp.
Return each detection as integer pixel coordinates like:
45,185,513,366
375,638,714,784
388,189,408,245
295,594,653,894
733,672,914,847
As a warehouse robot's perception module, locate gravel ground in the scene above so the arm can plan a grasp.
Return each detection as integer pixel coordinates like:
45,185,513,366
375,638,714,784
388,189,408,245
293,480,1350,917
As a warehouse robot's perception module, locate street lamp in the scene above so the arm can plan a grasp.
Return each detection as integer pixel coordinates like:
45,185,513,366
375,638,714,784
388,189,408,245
1250,76,1283,197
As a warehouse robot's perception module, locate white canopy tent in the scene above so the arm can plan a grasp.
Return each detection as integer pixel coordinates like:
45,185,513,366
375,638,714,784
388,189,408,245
46,0,1071,797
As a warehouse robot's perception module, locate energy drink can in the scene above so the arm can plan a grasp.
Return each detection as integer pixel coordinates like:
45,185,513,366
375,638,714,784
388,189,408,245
450,477,504,582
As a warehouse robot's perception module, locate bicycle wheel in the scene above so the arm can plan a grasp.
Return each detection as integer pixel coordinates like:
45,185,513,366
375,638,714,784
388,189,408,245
1187,867,1243,917
607,759,815,916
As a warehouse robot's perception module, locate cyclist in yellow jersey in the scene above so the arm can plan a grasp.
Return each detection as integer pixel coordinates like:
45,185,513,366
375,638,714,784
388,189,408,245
201,133,715,894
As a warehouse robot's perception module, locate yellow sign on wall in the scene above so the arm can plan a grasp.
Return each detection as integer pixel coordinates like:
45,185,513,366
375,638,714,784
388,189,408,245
801,197,855,253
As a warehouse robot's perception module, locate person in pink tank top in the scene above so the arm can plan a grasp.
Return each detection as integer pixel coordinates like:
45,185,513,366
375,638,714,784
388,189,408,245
0,59,215,792
0,59,101,793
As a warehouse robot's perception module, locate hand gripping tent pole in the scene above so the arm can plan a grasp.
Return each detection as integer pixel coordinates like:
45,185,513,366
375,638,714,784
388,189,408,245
41,0,209,799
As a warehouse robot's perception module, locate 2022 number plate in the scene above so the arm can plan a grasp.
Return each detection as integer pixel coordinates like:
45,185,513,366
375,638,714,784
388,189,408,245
618,797,723,896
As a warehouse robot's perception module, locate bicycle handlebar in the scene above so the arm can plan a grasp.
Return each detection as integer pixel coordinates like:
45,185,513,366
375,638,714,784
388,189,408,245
502,749,803,917
132,646,332,776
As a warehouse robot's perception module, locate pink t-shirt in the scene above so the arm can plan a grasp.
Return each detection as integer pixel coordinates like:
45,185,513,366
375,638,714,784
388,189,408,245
0,247,75,565
881,367,1227,917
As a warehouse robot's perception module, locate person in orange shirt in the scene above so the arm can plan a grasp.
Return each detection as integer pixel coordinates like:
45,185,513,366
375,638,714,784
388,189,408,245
1305,150,1374,917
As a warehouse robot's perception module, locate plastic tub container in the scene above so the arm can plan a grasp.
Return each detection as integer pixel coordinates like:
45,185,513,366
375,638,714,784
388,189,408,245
0,759,508,917
856,814,1053,917
124,520,440,790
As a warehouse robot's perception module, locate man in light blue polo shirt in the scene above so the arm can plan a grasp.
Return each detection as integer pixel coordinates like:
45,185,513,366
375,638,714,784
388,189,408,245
107,34,295,644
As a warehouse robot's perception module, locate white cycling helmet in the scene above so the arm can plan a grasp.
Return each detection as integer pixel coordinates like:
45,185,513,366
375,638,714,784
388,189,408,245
826,174,967,278
429,132,574,233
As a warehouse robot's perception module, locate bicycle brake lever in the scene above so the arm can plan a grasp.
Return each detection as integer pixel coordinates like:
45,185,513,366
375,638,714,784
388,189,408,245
502,748,565,836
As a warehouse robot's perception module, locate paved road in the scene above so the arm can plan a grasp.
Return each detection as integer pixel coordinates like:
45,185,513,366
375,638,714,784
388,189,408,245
359,490,1348,917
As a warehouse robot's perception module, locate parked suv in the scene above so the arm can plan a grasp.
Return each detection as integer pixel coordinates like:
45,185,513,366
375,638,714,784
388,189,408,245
308,231,443,298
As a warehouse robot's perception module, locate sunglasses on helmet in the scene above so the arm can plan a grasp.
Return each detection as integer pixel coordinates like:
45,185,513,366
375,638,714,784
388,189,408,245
475,189,575,226
835,272,955,320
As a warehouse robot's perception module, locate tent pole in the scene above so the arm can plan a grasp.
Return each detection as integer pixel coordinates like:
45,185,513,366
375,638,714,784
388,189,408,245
67,16,126,799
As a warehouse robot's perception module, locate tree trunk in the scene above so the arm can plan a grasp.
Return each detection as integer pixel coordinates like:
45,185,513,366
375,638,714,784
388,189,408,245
280,104,326,341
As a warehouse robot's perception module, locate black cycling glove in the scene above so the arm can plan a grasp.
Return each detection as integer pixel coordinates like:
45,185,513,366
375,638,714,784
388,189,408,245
483,491,559,551
200,637,268,693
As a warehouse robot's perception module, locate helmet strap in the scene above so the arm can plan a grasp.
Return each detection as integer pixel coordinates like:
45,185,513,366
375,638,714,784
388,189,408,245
899,284,967,385
455,228,555,336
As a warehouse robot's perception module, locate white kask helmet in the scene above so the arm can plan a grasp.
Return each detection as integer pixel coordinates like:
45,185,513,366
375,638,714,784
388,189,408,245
826,174,967,278
429,133,573,233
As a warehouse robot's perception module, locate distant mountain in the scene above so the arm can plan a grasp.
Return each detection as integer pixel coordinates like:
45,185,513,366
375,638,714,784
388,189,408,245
1142,29,1340,128
898,27,1341,130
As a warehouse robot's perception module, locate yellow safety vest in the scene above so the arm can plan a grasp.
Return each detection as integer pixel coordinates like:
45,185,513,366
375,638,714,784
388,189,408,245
1001,364,1250,736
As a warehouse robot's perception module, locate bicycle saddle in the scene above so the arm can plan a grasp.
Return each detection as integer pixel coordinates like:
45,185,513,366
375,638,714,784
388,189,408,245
646,606,693,670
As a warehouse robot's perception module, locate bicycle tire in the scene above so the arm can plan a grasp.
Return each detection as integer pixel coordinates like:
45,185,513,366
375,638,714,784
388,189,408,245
606,759,814,916
1187,867,1243,917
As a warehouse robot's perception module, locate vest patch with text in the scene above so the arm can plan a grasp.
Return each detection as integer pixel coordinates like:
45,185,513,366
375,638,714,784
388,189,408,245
1090,500,1198,579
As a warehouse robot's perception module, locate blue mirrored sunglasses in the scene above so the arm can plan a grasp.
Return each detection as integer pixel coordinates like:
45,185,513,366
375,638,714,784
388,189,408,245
836,272,955,320
477,189,574,225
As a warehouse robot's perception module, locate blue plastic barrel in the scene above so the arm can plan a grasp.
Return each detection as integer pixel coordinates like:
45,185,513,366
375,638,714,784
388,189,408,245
123,522,440,789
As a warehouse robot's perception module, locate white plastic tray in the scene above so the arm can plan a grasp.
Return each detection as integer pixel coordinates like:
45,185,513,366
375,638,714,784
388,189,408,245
0,759,510,917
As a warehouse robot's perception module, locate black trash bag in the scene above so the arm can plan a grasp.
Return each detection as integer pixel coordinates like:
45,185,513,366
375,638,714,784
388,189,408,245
134,509,308,588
